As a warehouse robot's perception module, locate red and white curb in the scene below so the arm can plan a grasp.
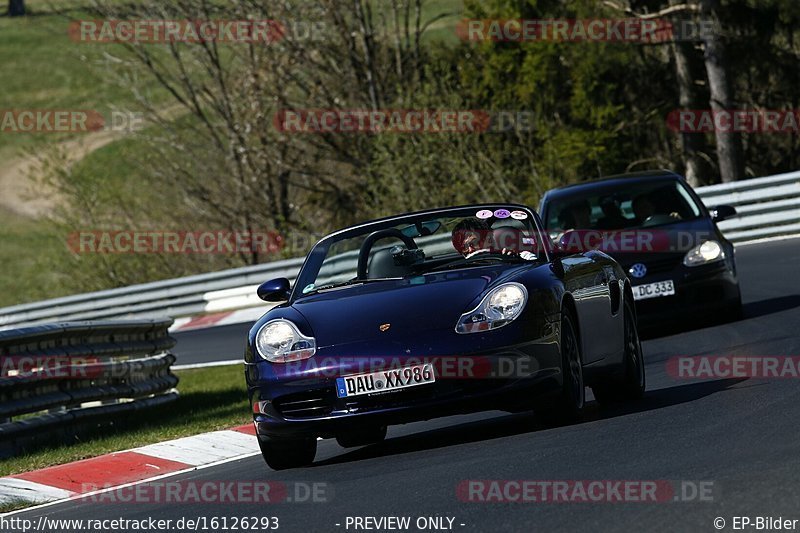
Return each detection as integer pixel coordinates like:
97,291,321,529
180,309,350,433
169,306,271,333
0,424,259,508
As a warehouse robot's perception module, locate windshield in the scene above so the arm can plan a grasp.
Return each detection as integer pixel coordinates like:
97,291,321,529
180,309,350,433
295,207,546,297
544,179,703,235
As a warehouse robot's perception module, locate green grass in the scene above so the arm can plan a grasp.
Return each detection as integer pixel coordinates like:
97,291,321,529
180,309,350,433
0,3,169,163
0,498,32,514
0,364,251,478
0,0,466,309
0,207,67,306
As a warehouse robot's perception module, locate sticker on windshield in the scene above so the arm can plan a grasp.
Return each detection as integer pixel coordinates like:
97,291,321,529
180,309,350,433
475,209,493,219
493,209,511,219
302,283,316,294
510,210,528,220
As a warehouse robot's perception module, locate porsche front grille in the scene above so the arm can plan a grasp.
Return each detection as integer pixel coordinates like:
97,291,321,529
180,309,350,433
274,390,334,418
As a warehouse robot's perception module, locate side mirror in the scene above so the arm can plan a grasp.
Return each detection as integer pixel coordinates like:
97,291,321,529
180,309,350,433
257,278,291,302
557,230,583,255
711,205,737,222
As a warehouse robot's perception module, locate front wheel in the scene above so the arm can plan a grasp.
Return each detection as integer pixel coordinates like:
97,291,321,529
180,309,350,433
593,299,645,404
258,436,317,470
539,311,585,424
722,288,743,323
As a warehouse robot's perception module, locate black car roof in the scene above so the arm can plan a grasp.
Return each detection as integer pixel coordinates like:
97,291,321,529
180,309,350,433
541,169,684,202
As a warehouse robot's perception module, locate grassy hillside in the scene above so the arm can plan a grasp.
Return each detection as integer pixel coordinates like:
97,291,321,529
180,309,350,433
0,0,464,308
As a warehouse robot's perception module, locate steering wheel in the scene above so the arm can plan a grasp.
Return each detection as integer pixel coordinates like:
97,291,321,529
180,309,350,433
356,229,418,279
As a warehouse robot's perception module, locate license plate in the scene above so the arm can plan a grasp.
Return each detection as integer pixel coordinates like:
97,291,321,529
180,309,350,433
632,280,675,301
336,363,435,398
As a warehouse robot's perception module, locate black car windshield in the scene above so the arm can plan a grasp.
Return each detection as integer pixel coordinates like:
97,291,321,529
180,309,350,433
544,179,703,234
295,207,545,296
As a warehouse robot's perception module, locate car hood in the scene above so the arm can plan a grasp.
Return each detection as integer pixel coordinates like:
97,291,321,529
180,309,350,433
291,265,528,347
591,218,717,269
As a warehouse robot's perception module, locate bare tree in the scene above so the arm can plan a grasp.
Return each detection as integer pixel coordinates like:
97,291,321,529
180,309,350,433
699,0,744,182
39,0,472,292
606,0,745,182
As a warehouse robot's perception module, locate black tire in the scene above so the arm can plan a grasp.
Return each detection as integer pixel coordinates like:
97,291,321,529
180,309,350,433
258,436,317,470
593,299,645,404
336,426,387,448
539,311,584,424
723,289,743,323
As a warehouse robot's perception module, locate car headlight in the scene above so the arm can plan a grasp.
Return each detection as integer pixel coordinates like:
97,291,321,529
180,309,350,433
456,283,528,334
683,240,724,267
255,319,316,363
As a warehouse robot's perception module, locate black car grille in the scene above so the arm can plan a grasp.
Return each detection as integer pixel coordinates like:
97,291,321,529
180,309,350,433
272,379,508,419
625,255,682,275
274,389,334,419
337,379,503,413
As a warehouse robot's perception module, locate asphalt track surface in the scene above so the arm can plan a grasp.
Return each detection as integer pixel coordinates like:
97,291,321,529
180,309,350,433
173,323,250,365
16,238,800,532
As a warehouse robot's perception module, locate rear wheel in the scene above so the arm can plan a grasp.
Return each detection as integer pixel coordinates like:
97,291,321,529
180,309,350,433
593,299,645,404
539,311,584,424
258,436,317,470
336,426,387,448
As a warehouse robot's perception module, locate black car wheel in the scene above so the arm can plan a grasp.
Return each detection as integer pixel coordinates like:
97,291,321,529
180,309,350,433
258,436,317,470
593,299,645,404
539,310,585,424
336,426,387,448
723,289,744,322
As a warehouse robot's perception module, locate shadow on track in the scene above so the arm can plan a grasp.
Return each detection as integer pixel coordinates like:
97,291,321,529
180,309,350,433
312,378,746,467
742,294,800,320
639,294,800,340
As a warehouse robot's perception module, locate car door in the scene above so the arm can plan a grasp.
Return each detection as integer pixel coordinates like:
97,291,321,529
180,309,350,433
560,252,619,363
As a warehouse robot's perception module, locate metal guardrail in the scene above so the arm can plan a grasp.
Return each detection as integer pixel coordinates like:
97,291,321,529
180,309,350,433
695,170,800,242
0,257,305,329
0,319,178,458
0,170,797,328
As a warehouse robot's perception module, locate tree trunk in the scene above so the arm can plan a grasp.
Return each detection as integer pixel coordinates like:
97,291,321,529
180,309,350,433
671,39,714,186
666,0,712,185
700,0,744,182
8,0,25,16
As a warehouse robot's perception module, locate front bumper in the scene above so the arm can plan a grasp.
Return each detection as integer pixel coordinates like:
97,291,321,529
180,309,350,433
246,335,561,439
631,259,740,325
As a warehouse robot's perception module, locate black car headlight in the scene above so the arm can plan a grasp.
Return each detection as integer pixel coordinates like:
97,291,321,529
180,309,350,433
456,283,528,334
255,319,316,363
683,240,724,267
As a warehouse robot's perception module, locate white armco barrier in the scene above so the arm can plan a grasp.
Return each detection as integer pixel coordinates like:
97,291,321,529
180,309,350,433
695,170,800,243
1,169,798,328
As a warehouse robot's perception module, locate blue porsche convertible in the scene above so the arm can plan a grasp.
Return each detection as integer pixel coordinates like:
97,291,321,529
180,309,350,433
244,204,644,469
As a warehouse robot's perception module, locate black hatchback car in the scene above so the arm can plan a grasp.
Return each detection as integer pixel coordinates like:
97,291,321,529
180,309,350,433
539,170,742,327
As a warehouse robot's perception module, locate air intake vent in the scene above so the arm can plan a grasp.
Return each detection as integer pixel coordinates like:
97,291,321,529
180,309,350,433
274,389,333,419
